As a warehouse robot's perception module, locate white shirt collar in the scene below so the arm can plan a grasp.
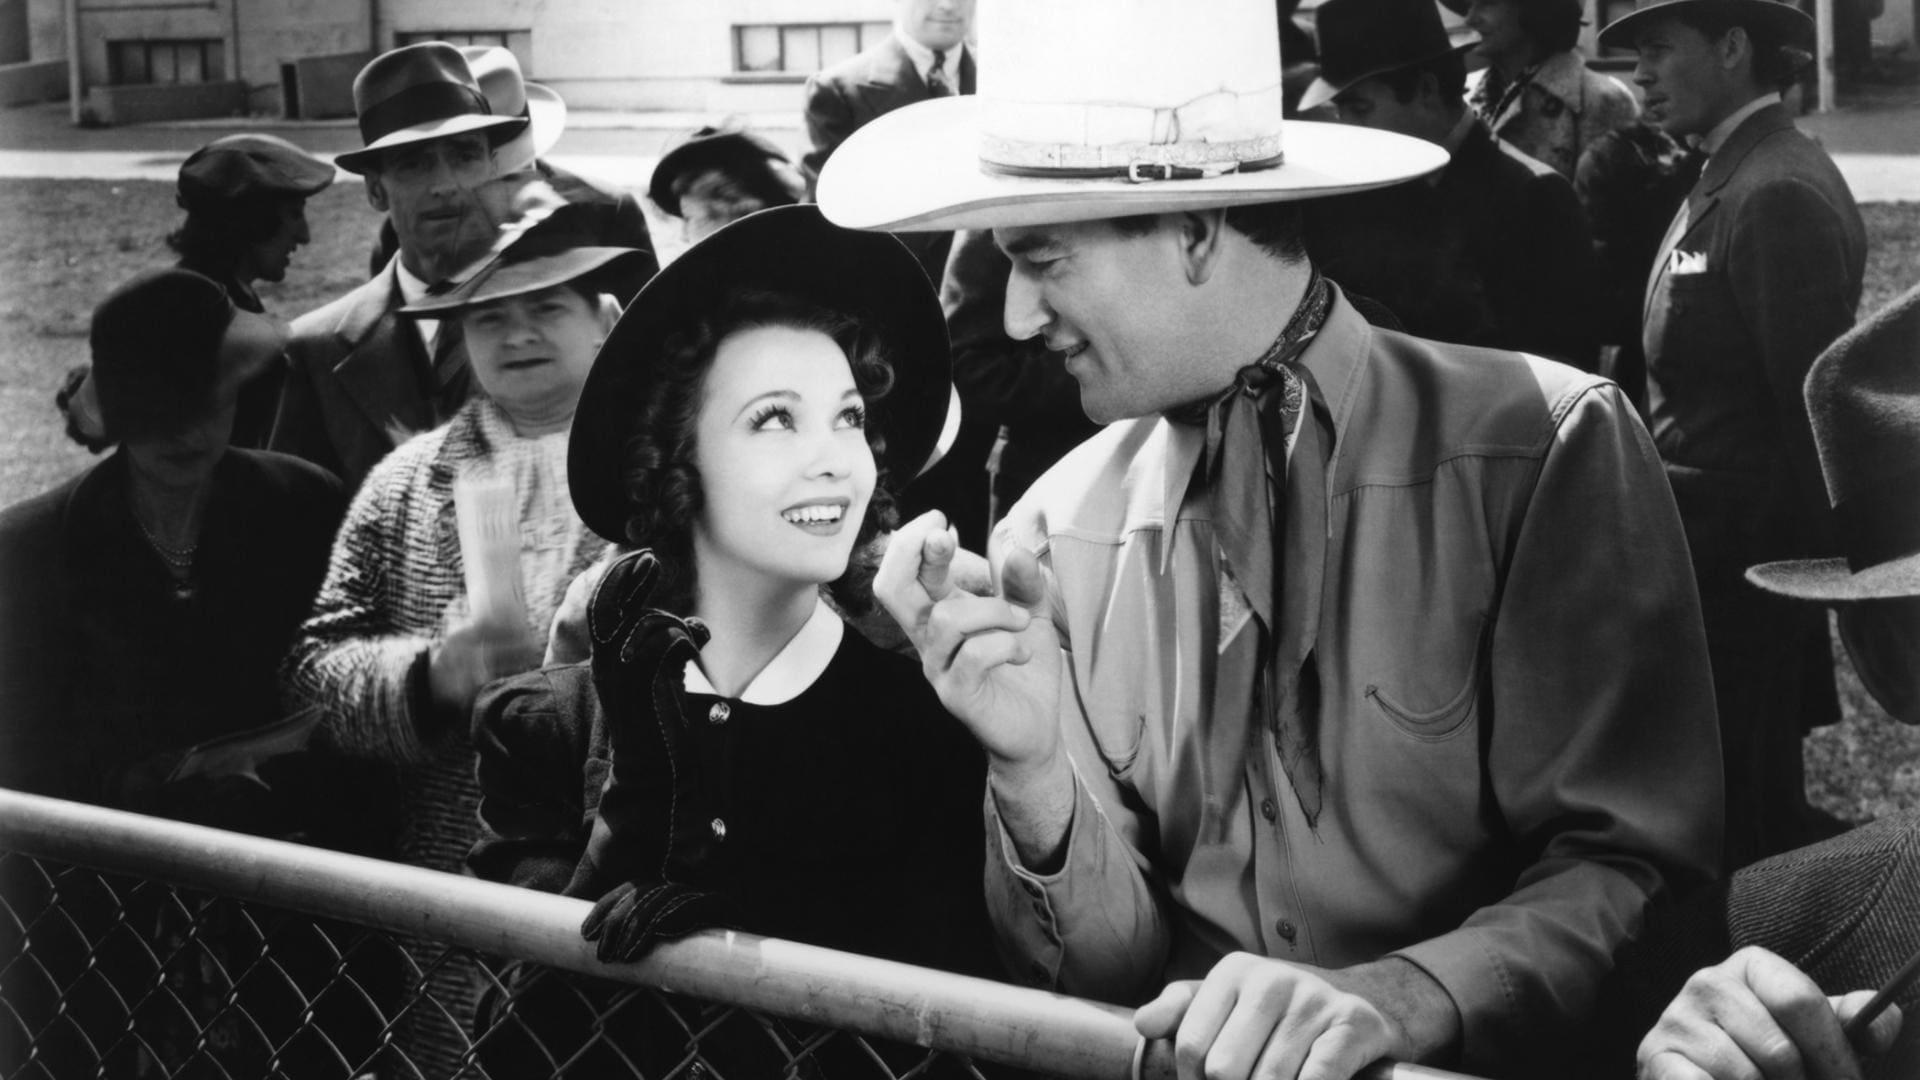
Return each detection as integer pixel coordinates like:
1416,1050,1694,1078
1701,92,1781,157
391,257,441,353
893,26,963,89
682,598,844,706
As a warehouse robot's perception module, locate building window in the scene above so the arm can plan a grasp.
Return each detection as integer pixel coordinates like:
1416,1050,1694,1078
108,39,225,86
394,30,534,75
733,22,890,75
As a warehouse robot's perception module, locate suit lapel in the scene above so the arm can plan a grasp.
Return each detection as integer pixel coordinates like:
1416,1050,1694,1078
1642,105,1786,320
327,263,437,447
862,36,928,104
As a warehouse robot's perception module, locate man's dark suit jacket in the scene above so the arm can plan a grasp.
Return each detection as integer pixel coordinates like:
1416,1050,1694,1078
801,34,974,285
1640,102,1866,867
1304,116,1601,369
270,259,470,492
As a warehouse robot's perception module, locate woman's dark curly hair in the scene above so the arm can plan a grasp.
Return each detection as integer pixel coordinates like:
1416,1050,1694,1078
612,288,900,617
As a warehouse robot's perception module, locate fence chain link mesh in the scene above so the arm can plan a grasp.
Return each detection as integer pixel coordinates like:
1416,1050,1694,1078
0,852,992,1080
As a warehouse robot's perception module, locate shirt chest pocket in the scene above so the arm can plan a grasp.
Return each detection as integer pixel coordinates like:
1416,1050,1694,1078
1358,614,1490,741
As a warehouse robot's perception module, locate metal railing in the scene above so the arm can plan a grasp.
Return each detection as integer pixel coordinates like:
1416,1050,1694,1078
0,789,1476,1080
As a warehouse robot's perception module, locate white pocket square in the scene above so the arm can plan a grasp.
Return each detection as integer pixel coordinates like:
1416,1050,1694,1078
1669,249,1709,275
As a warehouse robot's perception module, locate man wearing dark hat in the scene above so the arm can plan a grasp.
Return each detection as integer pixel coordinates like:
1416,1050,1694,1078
270,42,527,490
1601,0,1868,870
823,1,1720,1075
1298,0,1601,369
368,45,658,304
56,133,335,451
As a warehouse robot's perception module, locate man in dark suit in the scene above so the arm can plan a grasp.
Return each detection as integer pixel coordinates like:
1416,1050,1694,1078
1297,0,1602,369
801,0,976,284
1601,0,1867,870
802,1,989,545
270,43,526,491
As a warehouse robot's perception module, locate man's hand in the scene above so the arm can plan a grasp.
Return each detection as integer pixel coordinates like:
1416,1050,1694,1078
1135,953,1409,1080
429,617,542,719
1638,946,1904,1080
875,512,1059,770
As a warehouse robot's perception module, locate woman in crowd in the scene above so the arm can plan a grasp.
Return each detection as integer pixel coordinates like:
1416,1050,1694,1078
647,121,805,246
0,268,346,1078
57,134,337,451
1457,0,1639,181
280,187,644,1076
0,267,342,813
466,205,991,1076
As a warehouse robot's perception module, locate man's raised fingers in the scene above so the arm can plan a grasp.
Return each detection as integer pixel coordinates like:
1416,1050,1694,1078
923,593,1034,670
874,511,952,625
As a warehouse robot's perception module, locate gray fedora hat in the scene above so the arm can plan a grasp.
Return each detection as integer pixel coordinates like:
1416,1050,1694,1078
334,43,528,175
1748,283,1920,602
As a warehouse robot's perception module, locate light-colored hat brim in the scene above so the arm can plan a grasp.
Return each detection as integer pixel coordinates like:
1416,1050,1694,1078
1746,552,1920,602
1598,0,1814,50
525,83,567,160
335,112,528,174
817,96,1448,233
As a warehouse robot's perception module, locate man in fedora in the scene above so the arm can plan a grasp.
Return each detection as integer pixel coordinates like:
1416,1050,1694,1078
1623,284,1920,1080
270,42,527,490
1298,0,1601,369
821,1,1720,1075
1601,0,1867,870
368,45,657,303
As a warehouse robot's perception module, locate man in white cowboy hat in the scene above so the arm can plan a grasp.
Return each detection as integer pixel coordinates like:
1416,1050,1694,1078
367,46,658,303
824,1,1722,1075
1600,0,1868,872
270,42,527,490
1298,0,1601,369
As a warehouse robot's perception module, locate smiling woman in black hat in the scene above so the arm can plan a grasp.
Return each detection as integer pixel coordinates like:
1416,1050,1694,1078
463,204,990,1075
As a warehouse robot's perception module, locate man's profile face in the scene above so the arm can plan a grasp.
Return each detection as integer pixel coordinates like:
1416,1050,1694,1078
994,217,1214,424
1331,76,1432,142
364,131,495,281
1631,17,1739,137
899,0,974,53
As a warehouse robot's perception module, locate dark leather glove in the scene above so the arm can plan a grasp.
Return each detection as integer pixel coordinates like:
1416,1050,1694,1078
573,550,741,962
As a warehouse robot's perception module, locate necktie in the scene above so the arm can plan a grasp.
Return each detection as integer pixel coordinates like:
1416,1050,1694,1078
925,50,952,97
430,316,471,423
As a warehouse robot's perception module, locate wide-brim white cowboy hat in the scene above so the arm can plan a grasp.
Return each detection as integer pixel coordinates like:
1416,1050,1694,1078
816,0,1446,234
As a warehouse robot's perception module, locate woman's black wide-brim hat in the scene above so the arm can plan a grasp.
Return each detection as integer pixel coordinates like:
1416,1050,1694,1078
569,203,954,545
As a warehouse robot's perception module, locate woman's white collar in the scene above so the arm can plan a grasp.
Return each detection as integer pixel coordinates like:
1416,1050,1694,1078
681,598,844,705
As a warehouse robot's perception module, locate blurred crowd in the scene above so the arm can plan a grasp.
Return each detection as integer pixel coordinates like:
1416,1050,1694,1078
3,1,1919,1078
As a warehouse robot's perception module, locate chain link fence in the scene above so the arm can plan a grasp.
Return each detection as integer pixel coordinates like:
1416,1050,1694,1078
0,789,1151,1080
0,789,1469,1080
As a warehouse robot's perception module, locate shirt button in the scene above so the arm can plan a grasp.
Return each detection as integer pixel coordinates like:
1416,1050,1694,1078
1275,919,1296,943
1259,798,1277,822
710,817,727,842
708,702,730,725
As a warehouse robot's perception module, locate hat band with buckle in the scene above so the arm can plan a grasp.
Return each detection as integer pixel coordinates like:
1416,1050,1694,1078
978,85,1285,182
359,81,492,145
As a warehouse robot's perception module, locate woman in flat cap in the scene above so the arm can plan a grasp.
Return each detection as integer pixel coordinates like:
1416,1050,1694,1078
464,205,990,1076
57,133,336,452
